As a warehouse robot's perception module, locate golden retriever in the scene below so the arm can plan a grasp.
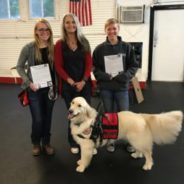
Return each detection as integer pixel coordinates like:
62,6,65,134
68,97,183,173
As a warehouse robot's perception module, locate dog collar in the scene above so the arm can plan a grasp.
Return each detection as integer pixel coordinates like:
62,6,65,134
74,122,82,126
77,134,86,139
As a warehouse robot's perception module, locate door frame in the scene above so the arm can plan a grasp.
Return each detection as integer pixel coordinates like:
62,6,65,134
148,4,184,81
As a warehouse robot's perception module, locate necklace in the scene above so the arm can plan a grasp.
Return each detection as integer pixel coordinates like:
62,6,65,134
67,40,77,51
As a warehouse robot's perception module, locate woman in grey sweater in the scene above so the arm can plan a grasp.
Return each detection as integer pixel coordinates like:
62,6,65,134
16,19,56,156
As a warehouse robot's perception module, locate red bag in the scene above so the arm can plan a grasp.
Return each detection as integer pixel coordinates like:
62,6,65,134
18,90,29,106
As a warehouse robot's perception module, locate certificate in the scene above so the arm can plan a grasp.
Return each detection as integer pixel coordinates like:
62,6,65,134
104,54,124,77
30,64,52,88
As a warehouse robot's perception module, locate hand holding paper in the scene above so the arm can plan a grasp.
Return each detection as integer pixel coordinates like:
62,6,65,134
30,64,52,88
104,54,124,77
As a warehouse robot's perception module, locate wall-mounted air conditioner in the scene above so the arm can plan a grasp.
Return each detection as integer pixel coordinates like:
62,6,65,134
118,5,145,24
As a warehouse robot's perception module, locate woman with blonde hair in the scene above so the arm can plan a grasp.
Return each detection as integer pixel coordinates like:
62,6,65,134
54,13,93,154
16,19,56,156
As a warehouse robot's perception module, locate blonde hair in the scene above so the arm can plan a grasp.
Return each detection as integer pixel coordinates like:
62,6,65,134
61,13,91,52
34,19,54,64
104,18,119,30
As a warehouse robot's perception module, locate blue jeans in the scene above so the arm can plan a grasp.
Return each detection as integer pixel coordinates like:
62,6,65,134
28,88,55,145
100,89,129,112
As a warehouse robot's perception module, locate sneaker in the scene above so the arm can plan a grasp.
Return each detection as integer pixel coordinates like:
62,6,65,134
71,147,79,154
126,145,135,153
106,144,115,152
32,145,41,156
43,144,55,156
93,148,98,155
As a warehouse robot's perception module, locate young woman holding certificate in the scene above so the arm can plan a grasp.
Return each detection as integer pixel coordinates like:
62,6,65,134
93,18,139,152
54,13,92,154
16,19,56,156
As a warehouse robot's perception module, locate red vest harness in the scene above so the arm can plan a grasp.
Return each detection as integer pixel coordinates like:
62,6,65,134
101,113,119,139
77,113,119,141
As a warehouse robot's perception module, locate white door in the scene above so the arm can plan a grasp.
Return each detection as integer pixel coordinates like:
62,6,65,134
152,9,184,81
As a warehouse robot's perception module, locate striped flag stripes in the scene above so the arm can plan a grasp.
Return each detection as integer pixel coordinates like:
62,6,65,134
69,0,92,26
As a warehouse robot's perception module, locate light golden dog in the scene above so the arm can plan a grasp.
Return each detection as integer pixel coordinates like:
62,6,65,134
68,97,183,173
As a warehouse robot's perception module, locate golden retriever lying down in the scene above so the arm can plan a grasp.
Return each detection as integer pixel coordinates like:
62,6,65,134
68,97,183,173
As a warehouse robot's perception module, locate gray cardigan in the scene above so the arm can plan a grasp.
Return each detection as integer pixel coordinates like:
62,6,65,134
16,41,56,89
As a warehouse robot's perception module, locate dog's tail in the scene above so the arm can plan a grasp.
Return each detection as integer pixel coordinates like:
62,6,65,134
142,111,183,145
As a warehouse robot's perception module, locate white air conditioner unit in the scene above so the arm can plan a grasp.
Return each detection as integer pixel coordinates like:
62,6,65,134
118,5,145,24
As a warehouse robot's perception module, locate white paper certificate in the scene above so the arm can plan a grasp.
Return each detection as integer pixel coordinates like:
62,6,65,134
30,64,52,88
104,54,124,77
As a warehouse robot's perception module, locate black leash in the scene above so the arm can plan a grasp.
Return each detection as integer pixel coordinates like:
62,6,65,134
89,100,105,144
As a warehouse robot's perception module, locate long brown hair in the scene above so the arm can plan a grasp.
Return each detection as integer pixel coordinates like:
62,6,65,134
61,13,91,52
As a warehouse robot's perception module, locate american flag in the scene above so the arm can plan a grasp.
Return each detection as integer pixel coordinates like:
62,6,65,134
69,0,92,26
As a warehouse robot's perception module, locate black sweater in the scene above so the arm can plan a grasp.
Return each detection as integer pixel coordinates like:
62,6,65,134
93,36,139,90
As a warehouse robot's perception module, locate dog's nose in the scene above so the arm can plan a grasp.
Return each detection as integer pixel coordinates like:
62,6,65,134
69,109,73,114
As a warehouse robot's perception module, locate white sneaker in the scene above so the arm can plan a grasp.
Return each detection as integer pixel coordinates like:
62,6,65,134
126,145,135,153
71,147,79,154
106,144,115,152
93,148,98,155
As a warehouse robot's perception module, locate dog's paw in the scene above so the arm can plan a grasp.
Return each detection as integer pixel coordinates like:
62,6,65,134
76,165,85,173
131,152,143,159
142,162,153,171
77,159,82,165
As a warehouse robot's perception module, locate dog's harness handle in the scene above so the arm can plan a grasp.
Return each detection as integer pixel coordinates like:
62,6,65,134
90,113,104,144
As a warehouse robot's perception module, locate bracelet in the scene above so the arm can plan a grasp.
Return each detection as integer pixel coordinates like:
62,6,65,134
82,80,86,85
83,78,88,82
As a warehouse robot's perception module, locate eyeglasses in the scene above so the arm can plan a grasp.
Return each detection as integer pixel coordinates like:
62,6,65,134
37,28,50,32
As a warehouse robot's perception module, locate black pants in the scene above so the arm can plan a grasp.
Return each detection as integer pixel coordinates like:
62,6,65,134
62,82,91,147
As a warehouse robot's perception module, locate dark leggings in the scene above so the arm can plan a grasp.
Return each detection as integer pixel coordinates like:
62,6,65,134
62,82,91,147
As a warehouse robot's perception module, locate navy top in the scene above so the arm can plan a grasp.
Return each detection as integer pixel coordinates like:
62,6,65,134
62,42,85,82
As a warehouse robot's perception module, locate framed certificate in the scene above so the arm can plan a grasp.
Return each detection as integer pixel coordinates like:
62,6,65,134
30,64,52,88
104,54,124,77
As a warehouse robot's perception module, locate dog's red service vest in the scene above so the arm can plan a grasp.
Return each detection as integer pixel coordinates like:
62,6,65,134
101,113,119,139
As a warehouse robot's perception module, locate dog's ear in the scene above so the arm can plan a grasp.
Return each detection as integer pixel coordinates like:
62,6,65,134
86,104,97,119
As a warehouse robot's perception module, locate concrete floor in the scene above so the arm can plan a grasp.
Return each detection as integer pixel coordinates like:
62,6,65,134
0,82,184,184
